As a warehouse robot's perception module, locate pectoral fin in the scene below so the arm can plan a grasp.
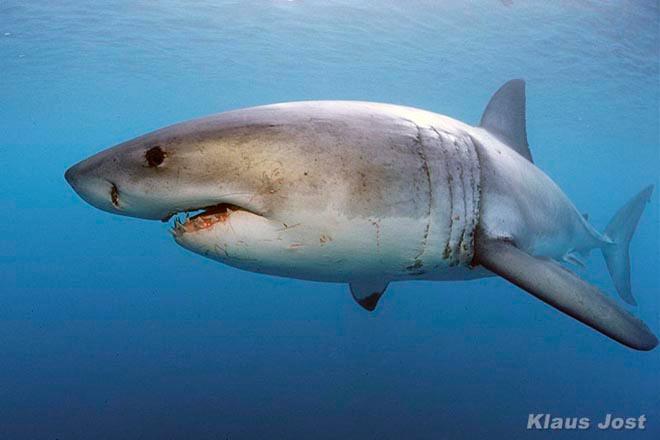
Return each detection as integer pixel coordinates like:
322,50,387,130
476,239,658,351
349,280,389,311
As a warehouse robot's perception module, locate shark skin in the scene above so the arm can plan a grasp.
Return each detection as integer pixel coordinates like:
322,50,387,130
65,80,657,350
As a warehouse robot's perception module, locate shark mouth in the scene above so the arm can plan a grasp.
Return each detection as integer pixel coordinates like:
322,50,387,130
166,203,247,236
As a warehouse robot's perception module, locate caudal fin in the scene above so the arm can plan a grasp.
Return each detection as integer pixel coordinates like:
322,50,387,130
602,185,654,305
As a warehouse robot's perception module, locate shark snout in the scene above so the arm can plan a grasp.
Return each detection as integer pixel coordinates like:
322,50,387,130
65,157,122,215
64,159,87,195
63,164,76,187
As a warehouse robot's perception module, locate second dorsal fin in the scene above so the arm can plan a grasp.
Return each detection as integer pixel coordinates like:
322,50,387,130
480,79,533,162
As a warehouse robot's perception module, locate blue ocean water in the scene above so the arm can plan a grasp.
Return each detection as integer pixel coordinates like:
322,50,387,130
1,1,659,438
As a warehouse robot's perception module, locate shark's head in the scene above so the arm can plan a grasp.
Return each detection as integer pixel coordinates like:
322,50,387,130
65,116,270,221
66,112,294,258
64,109,349,280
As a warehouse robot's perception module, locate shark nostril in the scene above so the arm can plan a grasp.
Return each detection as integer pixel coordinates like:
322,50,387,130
110,183,119,207
145,146,166,167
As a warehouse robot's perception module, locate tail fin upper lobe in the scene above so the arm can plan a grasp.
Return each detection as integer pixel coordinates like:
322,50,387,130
602,185,654,305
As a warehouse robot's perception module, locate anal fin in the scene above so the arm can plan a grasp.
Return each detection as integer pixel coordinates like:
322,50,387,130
476,239,657,351
349,280,389,311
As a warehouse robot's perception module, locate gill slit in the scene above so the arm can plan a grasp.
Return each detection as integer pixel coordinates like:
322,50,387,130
412,123,433,266
431,127,454,261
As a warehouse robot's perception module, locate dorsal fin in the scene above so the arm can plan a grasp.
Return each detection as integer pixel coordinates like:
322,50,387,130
480,79,533,162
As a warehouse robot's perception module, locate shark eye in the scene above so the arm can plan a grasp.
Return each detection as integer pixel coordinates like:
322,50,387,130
145,146,165,167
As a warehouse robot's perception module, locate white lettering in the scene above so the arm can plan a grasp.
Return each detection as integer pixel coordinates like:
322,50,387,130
527,414,544,429
598,413,612,429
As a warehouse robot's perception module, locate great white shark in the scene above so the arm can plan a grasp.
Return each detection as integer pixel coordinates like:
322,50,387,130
65,80,657,350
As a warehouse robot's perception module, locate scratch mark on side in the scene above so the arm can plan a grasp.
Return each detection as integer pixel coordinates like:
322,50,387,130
370,218,381,250
277,222,301,232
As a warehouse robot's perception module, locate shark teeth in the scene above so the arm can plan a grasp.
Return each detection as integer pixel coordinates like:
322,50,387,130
168,203,241,236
